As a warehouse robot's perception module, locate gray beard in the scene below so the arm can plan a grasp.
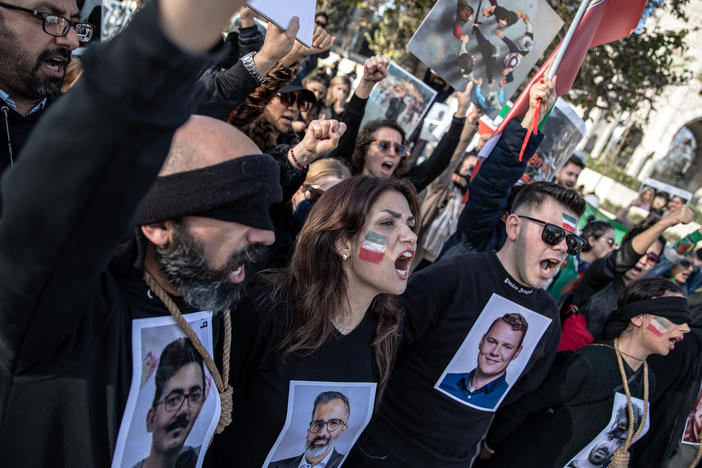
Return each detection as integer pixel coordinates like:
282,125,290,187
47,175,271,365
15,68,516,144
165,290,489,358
305,438,333,459
154,223,266,314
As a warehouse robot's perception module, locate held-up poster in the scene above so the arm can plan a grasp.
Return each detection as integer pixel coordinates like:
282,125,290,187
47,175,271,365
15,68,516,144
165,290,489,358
111,312,221,468
408,0,563,119
360,62,438,137
247,0,317,47
521,99,586,185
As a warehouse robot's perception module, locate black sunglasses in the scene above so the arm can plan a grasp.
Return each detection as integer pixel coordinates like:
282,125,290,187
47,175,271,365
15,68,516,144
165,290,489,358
278,92,314,112
518,215,586,255
315,20,328,28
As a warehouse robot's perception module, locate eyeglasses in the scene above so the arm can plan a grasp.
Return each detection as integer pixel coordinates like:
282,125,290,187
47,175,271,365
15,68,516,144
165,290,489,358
518,215,586,255
278,92,314,112
645,252,661,264
309,418,346,433
0,1,94,42
155,389,204,413
372,140,407,156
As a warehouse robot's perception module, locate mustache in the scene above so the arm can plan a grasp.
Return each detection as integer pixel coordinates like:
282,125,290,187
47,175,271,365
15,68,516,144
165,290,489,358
165,413,190,433
36,47,72,64
311,435,330,445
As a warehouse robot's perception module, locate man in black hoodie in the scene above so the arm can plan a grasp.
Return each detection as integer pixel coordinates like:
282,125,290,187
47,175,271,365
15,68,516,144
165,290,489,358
0,0,92,171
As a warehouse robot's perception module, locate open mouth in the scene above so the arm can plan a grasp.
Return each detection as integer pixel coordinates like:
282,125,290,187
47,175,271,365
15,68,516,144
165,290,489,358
42,57,67,77
229,265,245,284
539,258,560,277
669,335,683,349
380,161,395,174
394,250,414,279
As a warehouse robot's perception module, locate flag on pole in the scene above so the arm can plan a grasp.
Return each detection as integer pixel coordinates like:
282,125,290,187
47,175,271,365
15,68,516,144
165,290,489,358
475,0,647,163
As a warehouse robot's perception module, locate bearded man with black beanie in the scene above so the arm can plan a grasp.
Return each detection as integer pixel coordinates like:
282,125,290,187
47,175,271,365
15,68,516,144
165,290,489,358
0,1,345,466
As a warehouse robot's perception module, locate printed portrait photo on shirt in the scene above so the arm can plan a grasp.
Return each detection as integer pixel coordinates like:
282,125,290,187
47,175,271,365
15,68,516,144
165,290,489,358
682,381,702,445
111,312,221,468
434,293,551,411
565,392,649,468
263,381,377,468
407,0,562,119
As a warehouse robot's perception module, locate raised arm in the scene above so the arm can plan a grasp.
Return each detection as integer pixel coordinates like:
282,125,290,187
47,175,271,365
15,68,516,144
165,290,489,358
0,0,243,372
331,56,390,162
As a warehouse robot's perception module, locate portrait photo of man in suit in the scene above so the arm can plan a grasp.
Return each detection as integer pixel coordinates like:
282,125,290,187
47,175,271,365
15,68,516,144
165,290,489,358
269,391,350,468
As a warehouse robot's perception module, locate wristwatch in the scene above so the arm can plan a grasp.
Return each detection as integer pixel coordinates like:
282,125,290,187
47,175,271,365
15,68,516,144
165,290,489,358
240,52,268,85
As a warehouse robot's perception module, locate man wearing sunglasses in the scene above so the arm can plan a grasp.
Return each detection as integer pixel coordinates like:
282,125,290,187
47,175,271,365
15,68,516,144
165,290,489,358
0,0,92,172
572,205,694,341
348,182,587,467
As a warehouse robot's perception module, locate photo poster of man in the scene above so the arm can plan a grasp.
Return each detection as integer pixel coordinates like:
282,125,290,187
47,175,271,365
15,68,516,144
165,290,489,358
407,0,563,119
640,178,693,206
682,380,702,445
111,312,221,468
262,381,377,468
521,99,586,185
565,392,650,468
360,62,438,137
434,293,551,412
419,102,454,142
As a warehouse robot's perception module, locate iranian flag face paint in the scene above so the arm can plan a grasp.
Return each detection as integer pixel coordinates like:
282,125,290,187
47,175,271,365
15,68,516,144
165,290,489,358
562,213,577,233
647,316,673,337
359,231,389,264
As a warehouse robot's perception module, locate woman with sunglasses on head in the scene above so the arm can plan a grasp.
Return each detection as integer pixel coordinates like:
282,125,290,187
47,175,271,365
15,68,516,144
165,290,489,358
548,220,617,302
205,176,419,468
570,206,694,345
480,277,690,468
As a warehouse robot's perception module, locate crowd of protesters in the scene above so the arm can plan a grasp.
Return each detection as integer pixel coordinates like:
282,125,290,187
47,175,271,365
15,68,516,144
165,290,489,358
1,1,702,467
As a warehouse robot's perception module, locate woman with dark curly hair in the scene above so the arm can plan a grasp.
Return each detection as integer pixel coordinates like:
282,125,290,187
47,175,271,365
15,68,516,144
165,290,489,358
207,176,419,467
331,82,474,194
481,277,690,468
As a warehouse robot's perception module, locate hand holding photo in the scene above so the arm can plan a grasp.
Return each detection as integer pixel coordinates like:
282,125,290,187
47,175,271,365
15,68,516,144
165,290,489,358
246,0,316,46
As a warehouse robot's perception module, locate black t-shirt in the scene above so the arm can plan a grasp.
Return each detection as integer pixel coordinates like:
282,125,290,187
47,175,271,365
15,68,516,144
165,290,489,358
206,287,380,468
364,251,561,466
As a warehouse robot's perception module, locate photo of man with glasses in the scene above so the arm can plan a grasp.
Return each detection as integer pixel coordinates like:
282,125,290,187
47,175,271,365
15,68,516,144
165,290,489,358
269,391,350,468
132,337,206,468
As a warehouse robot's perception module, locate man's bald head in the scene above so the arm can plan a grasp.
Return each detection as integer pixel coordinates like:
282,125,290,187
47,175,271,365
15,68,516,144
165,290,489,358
160,115,262,176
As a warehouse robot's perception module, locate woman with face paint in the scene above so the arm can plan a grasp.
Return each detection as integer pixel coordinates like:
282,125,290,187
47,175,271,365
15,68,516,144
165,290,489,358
206,176,419,468
479,277,691,468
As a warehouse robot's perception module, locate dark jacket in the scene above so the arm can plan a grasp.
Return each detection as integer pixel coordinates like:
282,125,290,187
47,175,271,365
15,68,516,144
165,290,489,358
572,241,643,340
0,96,57,174
0,4,227,466
483,342,653,468
438,120,544,260
631,328,702,467
269,448,344,468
